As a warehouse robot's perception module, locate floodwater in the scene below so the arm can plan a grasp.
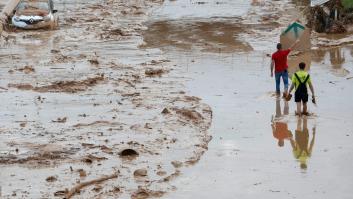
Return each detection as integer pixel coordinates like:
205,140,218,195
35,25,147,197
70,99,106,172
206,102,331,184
142,0,353,199
0,0,353,198
0,0,213,198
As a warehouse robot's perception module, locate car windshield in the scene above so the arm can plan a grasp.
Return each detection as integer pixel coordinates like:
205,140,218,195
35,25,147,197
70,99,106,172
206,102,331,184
17,1,49,11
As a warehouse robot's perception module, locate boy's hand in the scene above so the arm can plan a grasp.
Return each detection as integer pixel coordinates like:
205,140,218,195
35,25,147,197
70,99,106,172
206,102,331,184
285,93,292,101
312,96,316,104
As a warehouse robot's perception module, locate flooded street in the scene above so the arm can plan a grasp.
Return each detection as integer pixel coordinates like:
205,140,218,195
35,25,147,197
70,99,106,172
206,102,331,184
1,0,353,198
143,0,353,199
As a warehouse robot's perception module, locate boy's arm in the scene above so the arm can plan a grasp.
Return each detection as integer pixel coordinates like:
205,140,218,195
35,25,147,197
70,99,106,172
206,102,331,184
308,82,315,97
270,59,274,77
288,83,295,94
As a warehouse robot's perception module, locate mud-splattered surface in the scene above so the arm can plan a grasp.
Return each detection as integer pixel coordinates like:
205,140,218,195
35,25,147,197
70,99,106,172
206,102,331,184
142,0,353,199
1,0,353,198
0,0,212,198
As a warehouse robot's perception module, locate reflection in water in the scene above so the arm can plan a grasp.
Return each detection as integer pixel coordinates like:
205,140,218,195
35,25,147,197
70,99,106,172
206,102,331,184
290,117,316,170
271,98,291,147
271,99,317,170
311,46,351,77
330,47,345,67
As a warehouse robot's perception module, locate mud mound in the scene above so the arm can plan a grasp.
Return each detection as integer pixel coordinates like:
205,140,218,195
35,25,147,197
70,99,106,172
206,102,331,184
131,188,164,199
175,108,204,123
8,74,105,93
0,147,78,165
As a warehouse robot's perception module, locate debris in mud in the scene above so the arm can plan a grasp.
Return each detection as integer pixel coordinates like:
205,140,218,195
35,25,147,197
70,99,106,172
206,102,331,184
119,149,139,158
327,20,346,33
306,1,351,34
160,170,181,182
64,173,118,199
78,169,87,177
156,170,167,176
88,58,99,65
50,49,60,54
145,68,167,77
50,53,74,63
46,176,58,182
134,169,148,177
83,154,107,164
161,107,171,114
73,120,121,128
171,161,183,168
8,74,105,93
92,185,103,192
15,65,35,74
52,117,67,123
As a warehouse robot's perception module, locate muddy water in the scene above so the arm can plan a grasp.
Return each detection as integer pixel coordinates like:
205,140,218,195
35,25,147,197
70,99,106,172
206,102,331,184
142,0,353,198
0,0,214,198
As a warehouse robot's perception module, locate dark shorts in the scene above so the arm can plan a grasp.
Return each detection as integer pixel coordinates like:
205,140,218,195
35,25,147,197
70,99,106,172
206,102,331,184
295,92,308,103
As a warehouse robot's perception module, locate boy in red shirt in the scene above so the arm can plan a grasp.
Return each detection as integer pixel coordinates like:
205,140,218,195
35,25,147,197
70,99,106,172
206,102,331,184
271,40,300,97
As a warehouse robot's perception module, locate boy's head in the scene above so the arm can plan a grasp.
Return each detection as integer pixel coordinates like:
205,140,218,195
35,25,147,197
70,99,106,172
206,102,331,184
299,62,306,70
276,43,282,50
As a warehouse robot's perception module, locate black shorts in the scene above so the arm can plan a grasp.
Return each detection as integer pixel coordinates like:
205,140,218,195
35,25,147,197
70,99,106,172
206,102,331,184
295,91,308,103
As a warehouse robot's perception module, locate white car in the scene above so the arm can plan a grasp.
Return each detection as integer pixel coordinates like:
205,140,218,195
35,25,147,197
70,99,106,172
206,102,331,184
11,0,58,30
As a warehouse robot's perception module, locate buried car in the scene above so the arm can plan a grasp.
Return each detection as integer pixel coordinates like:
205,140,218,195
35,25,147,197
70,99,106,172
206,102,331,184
11,0,58,29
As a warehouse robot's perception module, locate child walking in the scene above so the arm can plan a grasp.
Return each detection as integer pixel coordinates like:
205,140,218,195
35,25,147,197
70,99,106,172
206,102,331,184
287,62,316,116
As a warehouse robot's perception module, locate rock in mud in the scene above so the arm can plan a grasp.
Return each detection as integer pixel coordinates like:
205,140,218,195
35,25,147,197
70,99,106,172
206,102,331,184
46,176,58,182
119,149,139,158
133,169,148,177
161,108,171,114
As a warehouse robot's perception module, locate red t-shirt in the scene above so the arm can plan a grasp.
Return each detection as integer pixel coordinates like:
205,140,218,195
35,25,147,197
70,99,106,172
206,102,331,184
272,49,291,73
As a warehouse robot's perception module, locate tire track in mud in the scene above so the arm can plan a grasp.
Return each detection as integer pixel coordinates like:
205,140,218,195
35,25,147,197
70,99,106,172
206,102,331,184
0,0,213,198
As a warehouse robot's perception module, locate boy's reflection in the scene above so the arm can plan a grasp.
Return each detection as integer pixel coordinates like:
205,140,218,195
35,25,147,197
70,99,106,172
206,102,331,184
290,117,316,170
271,98,291,147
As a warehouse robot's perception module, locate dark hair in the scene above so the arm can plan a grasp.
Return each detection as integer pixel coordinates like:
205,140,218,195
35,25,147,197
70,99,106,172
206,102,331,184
299,62,306,70
277,43,282,50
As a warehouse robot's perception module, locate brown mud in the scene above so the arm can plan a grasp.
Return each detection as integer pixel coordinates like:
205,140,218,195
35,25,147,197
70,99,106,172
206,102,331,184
1,0,353,198
0,0,212,198
141,0,353,199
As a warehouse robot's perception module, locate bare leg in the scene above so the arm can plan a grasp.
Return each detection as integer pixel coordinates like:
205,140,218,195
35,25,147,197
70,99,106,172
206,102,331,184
303,103,308,115
296,102,301,116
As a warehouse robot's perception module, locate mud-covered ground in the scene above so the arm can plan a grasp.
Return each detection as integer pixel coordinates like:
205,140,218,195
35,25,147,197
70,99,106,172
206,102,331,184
141,0,353,199
1,0,353,199
0,0,212,198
